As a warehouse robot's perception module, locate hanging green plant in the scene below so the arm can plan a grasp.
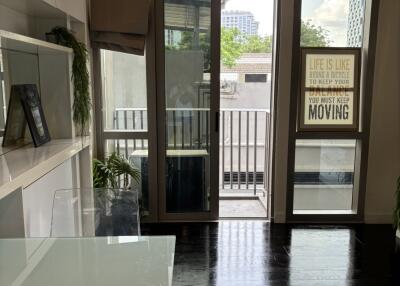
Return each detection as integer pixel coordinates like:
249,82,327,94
50,26,91,136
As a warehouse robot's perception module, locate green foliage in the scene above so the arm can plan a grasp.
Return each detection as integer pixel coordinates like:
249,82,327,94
221,28,273,67
93,152,140,190
178,31,196,50
242,34,272,53
51,27,91,137
165,20,328,69
300,20,330,47
221,28,244,68
165,27,275,69
394,177,400,229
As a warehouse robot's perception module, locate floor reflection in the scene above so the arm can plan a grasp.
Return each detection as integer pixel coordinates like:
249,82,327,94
215,221,266,285
142,222,400,286
288,228,352,285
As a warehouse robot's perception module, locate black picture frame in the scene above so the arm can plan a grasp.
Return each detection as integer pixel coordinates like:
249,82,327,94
298,48,361,132
3,84,50,147
19,84,51,147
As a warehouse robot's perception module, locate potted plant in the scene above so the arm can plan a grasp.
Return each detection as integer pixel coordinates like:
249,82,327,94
394,176,400,241
48,27,91,137
93,153,141,235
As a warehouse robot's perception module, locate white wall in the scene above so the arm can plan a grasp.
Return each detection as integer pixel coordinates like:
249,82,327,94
52,0,86,23
0,4,35,36
364,0,400,224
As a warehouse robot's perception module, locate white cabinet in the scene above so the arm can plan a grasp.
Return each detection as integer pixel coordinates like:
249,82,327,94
23,157,77,237
0,138,91,238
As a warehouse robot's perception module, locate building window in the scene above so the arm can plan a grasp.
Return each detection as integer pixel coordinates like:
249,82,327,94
245,74,267,83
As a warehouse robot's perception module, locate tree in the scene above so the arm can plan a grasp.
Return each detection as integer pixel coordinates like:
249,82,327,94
300,20,330,47
242,35,272,53
221,27,243,68
165,27,279,69
221,29,273,67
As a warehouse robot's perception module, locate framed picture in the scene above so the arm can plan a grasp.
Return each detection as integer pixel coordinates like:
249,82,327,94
3,85,50,147
19,84,51,147
298,48,361,132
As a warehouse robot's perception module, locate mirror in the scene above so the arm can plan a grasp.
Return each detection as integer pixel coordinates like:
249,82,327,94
0,48,40,153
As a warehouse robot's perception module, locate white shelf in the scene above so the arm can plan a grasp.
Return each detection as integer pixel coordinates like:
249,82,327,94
0,0,65,19
0,139,30,157
0,29,73,55
0,137,89,200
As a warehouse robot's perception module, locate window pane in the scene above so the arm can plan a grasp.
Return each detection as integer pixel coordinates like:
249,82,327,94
164,0,211,213
293,139,356,214
301,0,365,47
101,50,148,131
105,139,149,214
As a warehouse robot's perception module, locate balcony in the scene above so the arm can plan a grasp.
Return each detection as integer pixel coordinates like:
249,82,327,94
109,107,271,197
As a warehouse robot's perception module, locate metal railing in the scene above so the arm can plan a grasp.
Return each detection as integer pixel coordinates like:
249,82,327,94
112,108,270,193
220,109,270,194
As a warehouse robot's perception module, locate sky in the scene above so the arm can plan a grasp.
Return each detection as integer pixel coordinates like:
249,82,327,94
224,0,352,46
224,0,274,36
302,0,350,46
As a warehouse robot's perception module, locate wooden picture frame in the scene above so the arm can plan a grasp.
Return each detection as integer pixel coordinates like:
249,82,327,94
298,48,361,132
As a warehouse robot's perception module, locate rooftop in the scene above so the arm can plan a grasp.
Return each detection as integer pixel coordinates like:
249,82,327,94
221,53,272,73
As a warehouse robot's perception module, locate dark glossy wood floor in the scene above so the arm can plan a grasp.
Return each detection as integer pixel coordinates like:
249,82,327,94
142,222,400,286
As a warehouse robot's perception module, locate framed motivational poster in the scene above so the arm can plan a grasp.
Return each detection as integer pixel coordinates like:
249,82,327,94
298,48,361,132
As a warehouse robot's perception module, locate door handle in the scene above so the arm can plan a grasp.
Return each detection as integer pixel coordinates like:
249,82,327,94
215,111,219,133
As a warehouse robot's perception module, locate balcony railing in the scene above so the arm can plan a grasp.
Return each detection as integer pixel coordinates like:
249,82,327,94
111,108,270,194
220,109,270,194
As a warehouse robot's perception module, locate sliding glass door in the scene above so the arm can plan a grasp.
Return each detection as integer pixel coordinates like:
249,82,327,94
157,0,220,220
95,0,220,221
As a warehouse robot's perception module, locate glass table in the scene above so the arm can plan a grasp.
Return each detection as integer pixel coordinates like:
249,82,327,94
0,189,176,285
0,236,175,286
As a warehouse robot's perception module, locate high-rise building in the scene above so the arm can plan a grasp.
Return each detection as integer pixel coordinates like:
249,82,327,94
347,0,365,47
221,10,259,36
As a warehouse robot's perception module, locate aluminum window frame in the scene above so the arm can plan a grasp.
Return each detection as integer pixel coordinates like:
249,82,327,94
285,0,380,223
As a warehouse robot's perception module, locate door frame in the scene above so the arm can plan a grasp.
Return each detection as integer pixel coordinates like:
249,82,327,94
92,1,159,223
155,0,220,221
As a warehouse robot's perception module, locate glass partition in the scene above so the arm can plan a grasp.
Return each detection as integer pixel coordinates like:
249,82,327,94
289,0,368,218
98,48,152,219
101,49,148,131
301,0,365,48
293,139,357,214
163,0,212,213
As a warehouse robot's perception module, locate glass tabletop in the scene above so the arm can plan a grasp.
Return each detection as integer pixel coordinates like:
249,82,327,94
0,236,175,286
